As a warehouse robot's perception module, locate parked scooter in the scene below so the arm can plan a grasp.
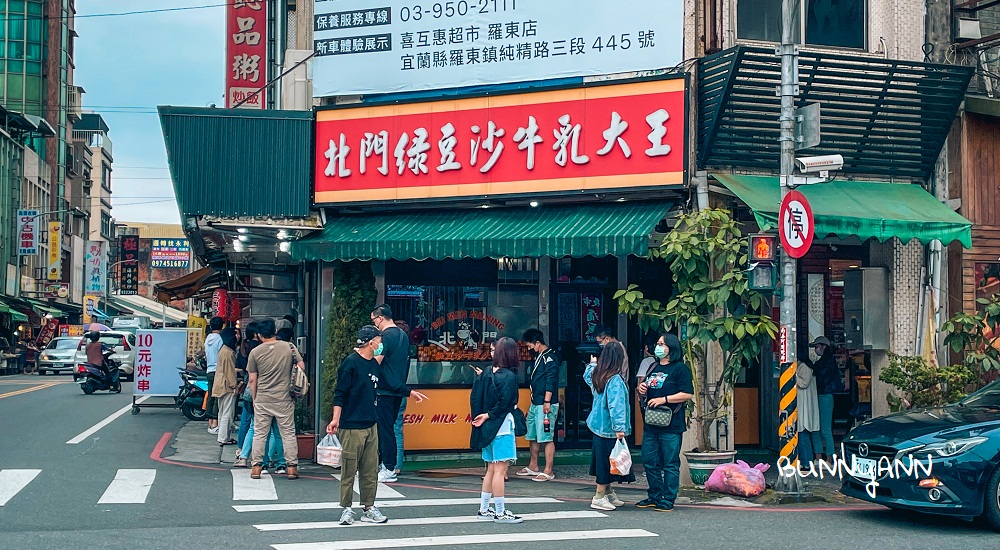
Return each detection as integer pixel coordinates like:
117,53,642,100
74,347,122,395
175,367,209,421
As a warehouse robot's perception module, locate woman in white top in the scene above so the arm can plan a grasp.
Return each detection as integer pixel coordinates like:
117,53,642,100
796,360,822,472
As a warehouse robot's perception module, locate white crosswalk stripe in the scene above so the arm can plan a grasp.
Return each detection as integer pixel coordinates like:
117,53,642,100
270,529,659,550
331,473,405,499
0,469,41,506
233,496,560,513
232,469,278,501
98,469,157,504
254,510,607,531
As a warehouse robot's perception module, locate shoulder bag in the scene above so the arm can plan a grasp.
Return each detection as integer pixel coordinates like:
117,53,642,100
289,343,309,398
491,370,527,436
644,400,678,428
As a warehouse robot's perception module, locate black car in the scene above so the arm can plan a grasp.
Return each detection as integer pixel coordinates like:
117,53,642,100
840,380,1000,530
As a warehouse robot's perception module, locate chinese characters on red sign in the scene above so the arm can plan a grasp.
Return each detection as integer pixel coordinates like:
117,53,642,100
135,332,153,393
582,293,603,341
118,235,139,295
313,79,685,204
226,0,268,109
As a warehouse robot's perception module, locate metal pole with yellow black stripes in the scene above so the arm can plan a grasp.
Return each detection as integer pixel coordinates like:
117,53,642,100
777,360,803,493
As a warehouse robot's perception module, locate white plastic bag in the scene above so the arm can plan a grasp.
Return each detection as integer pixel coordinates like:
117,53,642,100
609,438,632,476
316,434,342,468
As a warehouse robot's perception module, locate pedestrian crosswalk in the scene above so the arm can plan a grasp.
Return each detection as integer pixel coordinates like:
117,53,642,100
0,469,40,506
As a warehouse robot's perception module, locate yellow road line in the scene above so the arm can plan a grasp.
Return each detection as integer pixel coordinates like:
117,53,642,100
0,383,58,399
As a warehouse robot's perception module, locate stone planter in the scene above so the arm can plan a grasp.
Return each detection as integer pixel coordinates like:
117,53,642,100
683,450,737,487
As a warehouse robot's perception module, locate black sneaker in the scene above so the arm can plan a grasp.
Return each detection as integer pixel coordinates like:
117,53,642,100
653,502,675,512
476,508,496,521
635,498,657,508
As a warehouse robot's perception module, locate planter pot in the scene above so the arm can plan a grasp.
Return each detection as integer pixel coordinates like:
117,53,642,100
683,450,737,487
297,433,316,461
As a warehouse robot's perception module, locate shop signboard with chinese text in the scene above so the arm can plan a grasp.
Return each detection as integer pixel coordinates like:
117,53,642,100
47,221,62,281
83,295,97,325
779,190,814,259
226,0,268,108
581,293,602,341
134,330,187,396
150,239,191,269
314,78,685,204
18,209,38,255
118,235,139,295
311,0,682,96
84,241,107,297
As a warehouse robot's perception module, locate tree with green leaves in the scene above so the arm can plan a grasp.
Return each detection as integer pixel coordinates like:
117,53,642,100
320,261,378,426
615,208,777,452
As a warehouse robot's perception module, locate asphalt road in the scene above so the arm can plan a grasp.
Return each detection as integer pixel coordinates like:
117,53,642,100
1,373,998,550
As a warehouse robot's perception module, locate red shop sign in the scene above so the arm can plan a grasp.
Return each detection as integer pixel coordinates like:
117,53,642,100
226,0,267,109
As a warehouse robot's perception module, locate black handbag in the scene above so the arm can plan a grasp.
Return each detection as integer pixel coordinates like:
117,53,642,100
512,407,528,437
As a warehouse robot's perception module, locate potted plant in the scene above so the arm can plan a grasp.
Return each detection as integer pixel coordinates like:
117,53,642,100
295,399,316,460
616,208,777,485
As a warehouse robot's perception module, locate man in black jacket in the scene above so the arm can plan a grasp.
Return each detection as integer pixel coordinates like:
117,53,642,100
328,326,388,526
517,329,559,482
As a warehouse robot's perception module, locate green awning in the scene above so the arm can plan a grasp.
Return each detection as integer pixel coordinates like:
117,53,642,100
290,202,675,262
714,174,972,248
23,298,66,316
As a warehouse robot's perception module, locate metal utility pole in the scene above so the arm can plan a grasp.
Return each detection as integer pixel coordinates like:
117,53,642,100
777,0,803,495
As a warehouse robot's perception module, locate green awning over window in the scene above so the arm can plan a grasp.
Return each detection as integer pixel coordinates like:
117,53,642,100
0,301,27,322
714,174,972,248
290,202,675,262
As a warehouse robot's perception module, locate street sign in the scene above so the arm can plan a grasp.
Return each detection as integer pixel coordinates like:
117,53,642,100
779,326,788,364
779,190,814,259
794,102,821,151
18,209,38,255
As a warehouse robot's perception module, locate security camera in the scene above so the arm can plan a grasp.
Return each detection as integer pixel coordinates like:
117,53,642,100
794,154,844,174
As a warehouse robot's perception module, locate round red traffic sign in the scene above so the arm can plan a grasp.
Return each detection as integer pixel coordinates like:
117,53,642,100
778,190,814,259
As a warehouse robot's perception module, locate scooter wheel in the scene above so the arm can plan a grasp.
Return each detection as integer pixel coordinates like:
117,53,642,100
131,407,140,415
81,382,95,395
114,384,122,394
182,400,208,421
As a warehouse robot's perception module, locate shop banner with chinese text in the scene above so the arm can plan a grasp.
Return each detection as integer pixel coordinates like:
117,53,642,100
311,0,682,96
47,221,62,281
226,0,268,108
18,209,38,255
314,78,685,204
118,235,139,295
134,330,187,396
85,241,107,297
150,239,191,269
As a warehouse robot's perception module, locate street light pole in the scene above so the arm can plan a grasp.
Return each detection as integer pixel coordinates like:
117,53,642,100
777,0,803,495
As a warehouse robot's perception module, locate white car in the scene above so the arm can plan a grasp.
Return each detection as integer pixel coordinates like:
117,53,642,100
37,337,83,375
75,331,137,380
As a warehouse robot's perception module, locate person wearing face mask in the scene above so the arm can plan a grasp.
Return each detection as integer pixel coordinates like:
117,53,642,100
517,329,559,482
595,326,629,379
328,326,389,526
805,336,840,464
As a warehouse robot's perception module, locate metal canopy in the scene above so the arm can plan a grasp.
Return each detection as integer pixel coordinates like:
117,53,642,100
698,46,974,179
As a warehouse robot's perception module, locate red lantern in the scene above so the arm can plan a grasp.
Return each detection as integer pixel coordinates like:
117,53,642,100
212,289,230,319
226,296,242,322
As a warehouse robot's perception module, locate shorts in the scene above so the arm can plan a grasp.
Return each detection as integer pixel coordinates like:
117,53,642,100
525,403,559,443
481,433,517,463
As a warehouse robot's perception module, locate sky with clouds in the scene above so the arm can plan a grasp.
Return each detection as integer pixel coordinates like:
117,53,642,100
75,1,226,225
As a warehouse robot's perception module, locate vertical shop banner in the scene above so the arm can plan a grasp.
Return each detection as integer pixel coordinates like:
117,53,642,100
118,235,139,295
311,0,683,97
150,239,191,268
226,0,268,108
581,293,602,341
35,318,59,348
134,330,187,396
83,295,98,325
17,209,38,255
84,241,107,297
47,221,62,281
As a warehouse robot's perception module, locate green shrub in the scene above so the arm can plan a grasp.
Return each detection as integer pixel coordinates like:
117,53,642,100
879,353,977,412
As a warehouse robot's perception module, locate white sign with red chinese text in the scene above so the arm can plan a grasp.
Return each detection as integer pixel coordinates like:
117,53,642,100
226,0,268,108
314,78,685,204
134,330,187,396
18,209,38,255
84,240,107,297
779,326,788,364
779,189,814,259
311,0,682,97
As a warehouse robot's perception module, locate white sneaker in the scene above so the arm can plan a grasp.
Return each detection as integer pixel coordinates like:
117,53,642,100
208,427,219,435
493,510,523,524
340,507,355,525
591,496,617,511
377,467,397,483
476,508,496,521
608,492,625,507
361,506,388,523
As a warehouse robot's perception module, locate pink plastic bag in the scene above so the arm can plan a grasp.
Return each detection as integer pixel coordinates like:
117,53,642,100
704,460,770,497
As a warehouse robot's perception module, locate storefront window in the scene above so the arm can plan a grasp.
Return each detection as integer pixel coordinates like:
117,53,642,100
386,284,538,387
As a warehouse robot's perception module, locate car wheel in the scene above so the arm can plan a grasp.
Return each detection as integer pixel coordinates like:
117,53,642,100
982,464,1000,532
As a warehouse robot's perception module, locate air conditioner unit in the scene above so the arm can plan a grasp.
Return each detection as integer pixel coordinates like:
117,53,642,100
956,17,982,42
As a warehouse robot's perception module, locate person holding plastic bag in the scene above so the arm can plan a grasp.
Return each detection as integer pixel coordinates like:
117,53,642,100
584,342,634,511
327,326,389,526
636,333,694,512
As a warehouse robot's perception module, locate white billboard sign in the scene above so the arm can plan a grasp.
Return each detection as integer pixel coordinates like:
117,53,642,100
134,329,187,396
312,0,682,97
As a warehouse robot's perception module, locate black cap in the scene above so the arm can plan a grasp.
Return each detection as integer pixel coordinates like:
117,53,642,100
357,325,381,345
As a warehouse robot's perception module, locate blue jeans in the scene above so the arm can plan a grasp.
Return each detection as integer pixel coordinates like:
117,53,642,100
394,397,407,471
798,430,822,463
239,416,285,466
642,429,683,507
817,394,836,456
237,402,253,448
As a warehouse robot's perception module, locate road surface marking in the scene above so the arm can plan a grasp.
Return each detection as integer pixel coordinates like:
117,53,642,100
98,469,156,504
0,383,57,399
0,469,41,506
271,528,658,550
234,496,560,513
255,510,607,531
332,473,405,499
232,469,278,501
67,395,151,444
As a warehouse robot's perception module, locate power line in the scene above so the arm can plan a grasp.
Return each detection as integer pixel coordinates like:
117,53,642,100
0,2,231,23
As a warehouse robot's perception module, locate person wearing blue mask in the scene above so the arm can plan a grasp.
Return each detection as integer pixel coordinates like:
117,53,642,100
595,326,629,379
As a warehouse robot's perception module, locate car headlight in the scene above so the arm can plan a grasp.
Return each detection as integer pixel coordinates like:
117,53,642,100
921,437,988,457
40,354,52,360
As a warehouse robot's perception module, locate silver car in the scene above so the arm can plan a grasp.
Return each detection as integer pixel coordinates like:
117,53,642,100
74,331,137,380
37,337,83,375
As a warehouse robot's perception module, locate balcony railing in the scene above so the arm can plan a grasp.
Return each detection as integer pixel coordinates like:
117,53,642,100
71,130,112,157
67,86,83,122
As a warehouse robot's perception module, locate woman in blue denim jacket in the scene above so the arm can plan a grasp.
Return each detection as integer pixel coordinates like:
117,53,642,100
585,342,635,511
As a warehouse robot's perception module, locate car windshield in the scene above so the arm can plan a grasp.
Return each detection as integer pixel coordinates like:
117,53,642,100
958,380,1000,408
49,339,79,350
99,336,124,347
